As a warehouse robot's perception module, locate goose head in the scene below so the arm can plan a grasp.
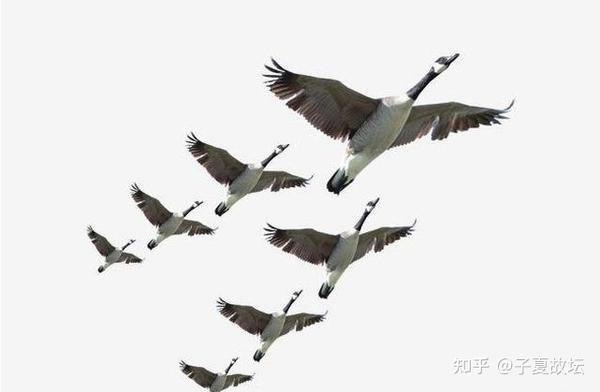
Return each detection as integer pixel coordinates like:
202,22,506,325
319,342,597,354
182,201,203,217
354,197,380,231
98,265,105,273
432,53,460,74
261,144,290,167
283,289,303,313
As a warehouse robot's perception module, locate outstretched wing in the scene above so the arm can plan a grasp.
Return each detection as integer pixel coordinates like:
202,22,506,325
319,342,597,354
118,251,143,264
353,221,416,262
281,312,327,336
217,299,272,336
180,361,217,388
186,133,247,185
391,101,514,147
130,184,172,226
264,224,338,265
264,58,379,142
250,171,312,193
224,374,254,388
87,226,115,256
175,219,216,236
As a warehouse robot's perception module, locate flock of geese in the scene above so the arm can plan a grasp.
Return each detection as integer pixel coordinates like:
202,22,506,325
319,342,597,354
87,54,512,390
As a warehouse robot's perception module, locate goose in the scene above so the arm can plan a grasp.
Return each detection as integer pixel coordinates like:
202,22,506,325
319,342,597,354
264,198,415,298
264,55,513,194
186,133,312,216
180,357,253,392
86,226,142,273
217,290,326,362
130,183,215,249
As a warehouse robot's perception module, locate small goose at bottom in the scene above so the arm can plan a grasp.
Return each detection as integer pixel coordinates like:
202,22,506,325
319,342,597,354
180,357,252,391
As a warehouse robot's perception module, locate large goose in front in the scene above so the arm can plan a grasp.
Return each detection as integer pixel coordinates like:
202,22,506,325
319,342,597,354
217,290,325,361
130,183,215,249
180,357,253,391
265,198,415,298
264,55,513,194
186,133,311,216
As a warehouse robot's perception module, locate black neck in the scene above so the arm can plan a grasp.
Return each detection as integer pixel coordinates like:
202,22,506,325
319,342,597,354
121,241,133,250
354,210,371,231
406,68,438,100
182,205,196,217
283,298,295,314
225,361,235,374
261,152,278,167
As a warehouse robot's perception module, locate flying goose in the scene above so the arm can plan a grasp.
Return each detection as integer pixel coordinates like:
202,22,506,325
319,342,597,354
217,290,326,362
86,226,142,273
180,357,253,391
265,198,415,298
186,133,312,216
264,55,513,194
130,183,215,249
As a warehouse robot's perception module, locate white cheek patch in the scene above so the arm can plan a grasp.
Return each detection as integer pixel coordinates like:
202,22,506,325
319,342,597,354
432,63,448,74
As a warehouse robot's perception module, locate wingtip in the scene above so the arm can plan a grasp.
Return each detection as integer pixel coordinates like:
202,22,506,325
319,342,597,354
186,132,200,144
263,223,279,236
130,182,140,193
504,99,515,111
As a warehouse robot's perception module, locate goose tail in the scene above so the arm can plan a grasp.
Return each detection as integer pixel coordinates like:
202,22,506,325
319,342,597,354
319,282,334,299
253,350,264,362
215,202,229,216
327,168,353,195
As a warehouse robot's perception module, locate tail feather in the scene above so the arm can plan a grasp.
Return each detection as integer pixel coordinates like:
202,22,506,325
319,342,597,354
215,202,229,216
319,282,334,299
327,168,353,195
253,350,264,362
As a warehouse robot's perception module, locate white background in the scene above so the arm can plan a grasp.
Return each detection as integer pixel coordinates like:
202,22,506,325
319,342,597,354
2,0,599,390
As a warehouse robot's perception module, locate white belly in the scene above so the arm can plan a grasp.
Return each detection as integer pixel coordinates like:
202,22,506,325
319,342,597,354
210,374,227,392
158,214,184,236
327,229,359,271
260,312,285,351
224,165,263,207
325,229,359,287
344,97,413,179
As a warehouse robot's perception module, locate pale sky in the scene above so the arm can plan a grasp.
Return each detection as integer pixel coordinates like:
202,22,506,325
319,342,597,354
2,0,599,391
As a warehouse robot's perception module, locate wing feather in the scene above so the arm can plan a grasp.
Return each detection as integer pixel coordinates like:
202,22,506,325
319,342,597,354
130,184,172,226
217,299,271,336
250,171,312,193
353,221,416,262
264,224,338,265
264,59,379,142
87,226,115,256
186,133,247,185
391,101,514,147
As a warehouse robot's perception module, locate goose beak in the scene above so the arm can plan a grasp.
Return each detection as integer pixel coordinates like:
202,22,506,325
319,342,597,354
446,53,460,65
